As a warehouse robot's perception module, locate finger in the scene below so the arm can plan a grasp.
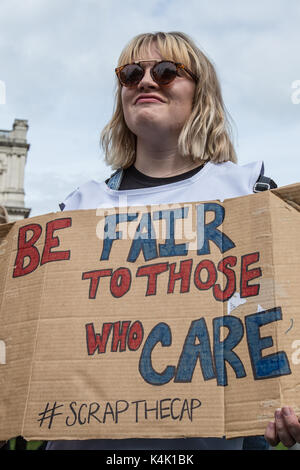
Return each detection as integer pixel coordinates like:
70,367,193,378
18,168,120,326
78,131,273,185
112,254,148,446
264,421,280,447
281,407,300,443
275,408,296,448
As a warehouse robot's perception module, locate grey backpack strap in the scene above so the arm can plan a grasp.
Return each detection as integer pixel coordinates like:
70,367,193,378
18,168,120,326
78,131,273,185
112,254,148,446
253,175,277,192
106,168,124,190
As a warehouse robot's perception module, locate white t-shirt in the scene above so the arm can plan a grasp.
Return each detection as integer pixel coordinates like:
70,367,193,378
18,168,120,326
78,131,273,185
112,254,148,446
47,160,263,451
60,160,263,211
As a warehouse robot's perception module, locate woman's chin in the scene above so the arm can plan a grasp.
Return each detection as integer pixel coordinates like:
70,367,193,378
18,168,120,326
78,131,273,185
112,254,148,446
128,114,168,134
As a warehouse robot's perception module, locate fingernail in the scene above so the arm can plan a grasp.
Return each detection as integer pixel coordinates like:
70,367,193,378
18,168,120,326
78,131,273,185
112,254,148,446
282,406,291,417
275,408,282,419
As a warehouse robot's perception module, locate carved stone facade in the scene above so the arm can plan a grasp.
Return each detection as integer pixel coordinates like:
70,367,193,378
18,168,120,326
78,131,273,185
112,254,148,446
0,119,31,221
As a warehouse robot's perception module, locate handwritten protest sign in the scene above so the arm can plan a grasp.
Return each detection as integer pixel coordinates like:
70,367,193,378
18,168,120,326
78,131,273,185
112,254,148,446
0,184,300,441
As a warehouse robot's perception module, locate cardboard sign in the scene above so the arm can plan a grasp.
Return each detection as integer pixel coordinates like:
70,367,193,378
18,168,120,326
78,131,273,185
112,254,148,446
0,184,300,441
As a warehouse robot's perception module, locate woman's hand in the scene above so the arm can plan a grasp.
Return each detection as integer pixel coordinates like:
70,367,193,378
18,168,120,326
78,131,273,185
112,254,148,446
264,407,300,448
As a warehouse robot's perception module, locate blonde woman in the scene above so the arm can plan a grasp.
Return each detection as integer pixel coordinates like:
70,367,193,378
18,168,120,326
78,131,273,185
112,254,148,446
47,32,298,450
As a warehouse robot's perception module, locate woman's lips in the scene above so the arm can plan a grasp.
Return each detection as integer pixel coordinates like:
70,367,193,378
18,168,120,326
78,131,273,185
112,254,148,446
137,98,162,103
135,95,164,104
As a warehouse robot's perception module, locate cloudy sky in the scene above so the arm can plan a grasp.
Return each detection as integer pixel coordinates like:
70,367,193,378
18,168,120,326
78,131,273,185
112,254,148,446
0,0,299,217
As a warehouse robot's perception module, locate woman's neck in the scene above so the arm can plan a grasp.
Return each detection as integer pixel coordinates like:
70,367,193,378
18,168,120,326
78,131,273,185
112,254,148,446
134,138,202,178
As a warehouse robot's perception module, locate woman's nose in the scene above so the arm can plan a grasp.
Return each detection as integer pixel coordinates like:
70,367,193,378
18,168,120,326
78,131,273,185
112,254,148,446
137,66,159,89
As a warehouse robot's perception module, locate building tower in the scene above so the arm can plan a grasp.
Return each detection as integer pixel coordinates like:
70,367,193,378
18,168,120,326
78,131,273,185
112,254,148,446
0,119,31,221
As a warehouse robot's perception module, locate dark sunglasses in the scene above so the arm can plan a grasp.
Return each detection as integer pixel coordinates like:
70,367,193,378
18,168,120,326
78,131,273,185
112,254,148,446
115,59,198,87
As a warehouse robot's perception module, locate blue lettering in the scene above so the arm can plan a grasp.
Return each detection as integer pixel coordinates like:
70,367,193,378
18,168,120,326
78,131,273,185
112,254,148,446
139,323,175,385
197,203,235,255
153,207,189,257
213,316,246,386
100,213,138,261
245,307,291,380
174,318,215,382
127,213,158,262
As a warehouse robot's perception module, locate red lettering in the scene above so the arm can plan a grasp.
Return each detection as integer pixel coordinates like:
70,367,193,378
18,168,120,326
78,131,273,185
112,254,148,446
214,256,237,301
82,269,112,299
111,321,131,352
13,218,72,278
194,259,217,290
136,262,168,295
110,268,131,298
13,224,42,277
240,252,262,297
41,218,72,265
128,321,144,351
86,321,144,355
168,259,193,293
85,322,113,355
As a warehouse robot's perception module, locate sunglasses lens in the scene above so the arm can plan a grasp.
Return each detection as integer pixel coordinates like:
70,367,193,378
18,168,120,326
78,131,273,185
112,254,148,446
152,61,177,85
119,64,144,87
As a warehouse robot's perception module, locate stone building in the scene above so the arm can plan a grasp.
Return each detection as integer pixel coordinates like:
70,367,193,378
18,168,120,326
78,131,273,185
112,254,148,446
0,119,31,222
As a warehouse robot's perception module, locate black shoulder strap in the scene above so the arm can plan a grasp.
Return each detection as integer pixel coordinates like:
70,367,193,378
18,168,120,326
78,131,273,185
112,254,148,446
253,175,277,192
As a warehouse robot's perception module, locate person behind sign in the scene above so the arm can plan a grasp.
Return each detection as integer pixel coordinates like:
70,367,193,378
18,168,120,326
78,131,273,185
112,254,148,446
46,31,300,450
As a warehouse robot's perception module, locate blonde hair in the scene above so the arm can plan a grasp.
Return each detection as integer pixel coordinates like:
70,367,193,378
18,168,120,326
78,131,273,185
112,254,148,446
101,31,237,169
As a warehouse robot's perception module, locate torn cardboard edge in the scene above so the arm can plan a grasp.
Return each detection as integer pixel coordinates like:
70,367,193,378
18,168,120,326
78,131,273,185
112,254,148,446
271,183,300,212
